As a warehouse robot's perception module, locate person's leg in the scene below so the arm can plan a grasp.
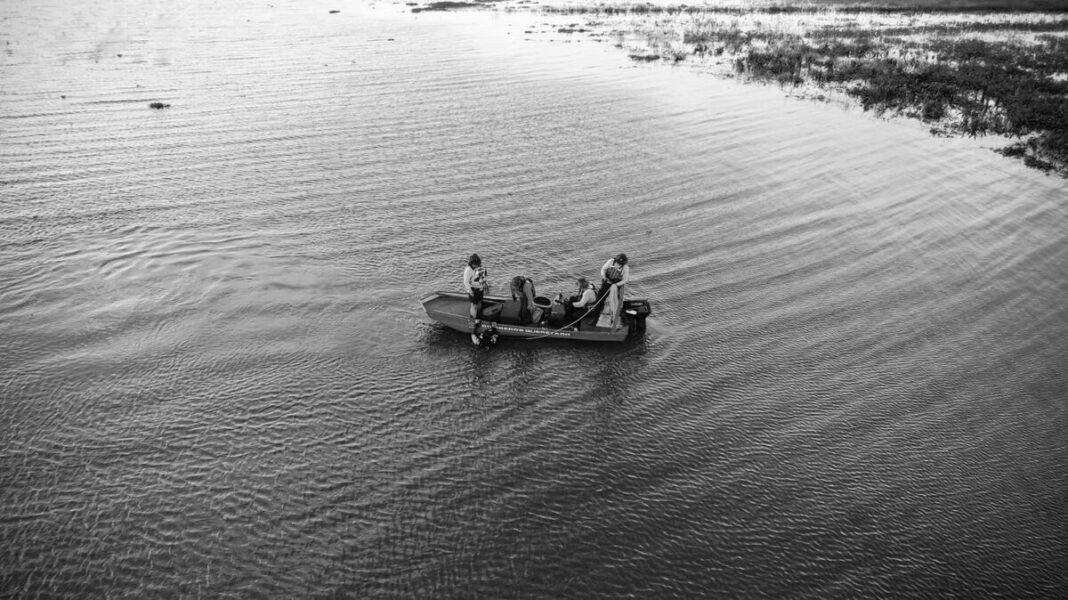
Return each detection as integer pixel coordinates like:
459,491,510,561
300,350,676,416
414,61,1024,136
611,284,625,329
595,281,611,312
564,303,578,324
469,291,482,319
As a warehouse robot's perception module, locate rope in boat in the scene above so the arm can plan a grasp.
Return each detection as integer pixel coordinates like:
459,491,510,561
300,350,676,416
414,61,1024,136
518,287,617,342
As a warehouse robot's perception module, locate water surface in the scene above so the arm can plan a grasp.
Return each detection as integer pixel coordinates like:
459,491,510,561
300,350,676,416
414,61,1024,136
2,1,1066,598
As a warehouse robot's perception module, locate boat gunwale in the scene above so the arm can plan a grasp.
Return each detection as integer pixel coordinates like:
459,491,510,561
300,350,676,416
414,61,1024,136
421,290,646,342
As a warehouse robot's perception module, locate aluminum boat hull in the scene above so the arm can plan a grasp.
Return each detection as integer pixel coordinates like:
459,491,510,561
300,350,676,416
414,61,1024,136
420,291,650,343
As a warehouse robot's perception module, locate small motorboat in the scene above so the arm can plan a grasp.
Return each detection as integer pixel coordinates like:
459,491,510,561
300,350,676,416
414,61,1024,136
420,291,651,344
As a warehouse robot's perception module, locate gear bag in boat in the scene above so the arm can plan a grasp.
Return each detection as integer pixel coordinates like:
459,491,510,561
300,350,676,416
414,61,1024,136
480,302,502,321
548,302,567,327
499,300,524,325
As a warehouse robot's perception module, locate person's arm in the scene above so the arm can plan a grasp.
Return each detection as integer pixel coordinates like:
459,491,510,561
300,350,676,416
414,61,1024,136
615,265,630,287
585,287,599,305
463,267,473,293
600,259,612,280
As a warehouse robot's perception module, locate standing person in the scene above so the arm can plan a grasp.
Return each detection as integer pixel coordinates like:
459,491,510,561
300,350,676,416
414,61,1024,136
598,253,629,327
463,253,487,319
510,275,537,324
564,276,598,323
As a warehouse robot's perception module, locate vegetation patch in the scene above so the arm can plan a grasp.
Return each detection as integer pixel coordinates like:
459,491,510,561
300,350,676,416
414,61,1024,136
411,0,508,13
541,2,1068,175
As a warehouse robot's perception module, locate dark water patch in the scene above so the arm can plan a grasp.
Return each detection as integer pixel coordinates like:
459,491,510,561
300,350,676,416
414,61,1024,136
82,98,169,105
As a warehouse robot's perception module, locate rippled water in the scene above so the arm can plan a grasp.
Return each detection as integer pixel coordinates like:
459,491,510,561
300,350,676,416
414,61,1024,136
2,1,1066,598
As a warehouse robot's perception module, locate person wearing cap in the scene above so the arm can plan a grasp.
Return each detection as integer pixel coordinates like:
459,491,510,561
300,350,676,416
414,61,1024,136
564,276,598,322
463,253,487,319
597,253,629,328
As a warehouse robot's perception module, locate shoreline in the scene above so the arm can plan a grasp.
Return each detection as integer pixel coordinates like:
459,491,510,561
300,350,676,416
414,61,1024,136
409,0,1068,176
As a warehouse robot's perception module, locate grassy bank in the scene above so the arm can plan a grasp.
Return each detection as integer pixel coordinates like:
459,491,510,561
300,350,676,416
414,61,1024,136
529,1,1068,175
720,20,1068,172
536,1,1068,14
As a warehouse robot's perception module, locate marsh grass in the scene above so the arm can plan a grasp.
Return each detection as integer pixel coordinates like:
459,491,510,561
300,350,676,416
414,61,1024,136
541,1,1068,14
541,2,1068,174
736,23,1068,172
411,0,507,13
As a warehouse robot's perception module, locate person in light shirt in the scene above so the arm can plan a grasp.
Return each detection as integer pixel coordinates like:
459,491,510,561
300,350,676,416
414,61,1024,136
463,253,487,319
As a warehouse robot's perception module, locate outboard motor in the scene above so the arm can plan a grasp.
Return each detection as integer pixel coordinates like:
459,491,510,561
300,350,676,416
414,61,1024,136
471,320,499,347
623,300,651,337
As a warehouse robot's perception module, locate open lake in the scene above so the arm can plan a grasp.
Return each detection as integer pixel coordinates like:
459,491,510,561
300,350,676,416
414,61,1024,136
2,0,1066,597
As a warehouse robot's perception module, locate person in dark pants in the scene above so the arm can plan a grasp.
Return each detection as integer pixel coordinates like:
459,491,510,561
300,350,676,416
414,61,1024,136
463,253,487,319
565,277,598,323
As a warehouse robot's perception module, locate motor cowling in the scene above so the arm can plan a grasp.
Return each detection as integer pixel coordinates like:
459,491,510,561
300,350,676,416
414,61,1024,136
471,320,499,347
623,299,651,337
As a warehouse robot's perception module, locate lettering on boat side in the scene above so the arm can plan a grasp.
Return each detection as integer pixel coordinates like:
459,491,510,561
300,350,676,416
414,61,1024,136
494,325,573,337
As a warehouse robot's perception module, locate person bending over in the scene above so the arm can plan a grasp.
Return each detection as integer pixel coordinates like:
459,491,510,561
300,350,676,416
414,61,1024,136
510,275,537,324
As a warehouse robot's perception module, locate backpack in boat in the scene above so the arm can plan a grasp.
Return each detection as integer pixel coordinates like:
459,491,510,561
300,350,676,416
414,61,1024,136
548,302,567,327
499,300,524,325
480,302,502,322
